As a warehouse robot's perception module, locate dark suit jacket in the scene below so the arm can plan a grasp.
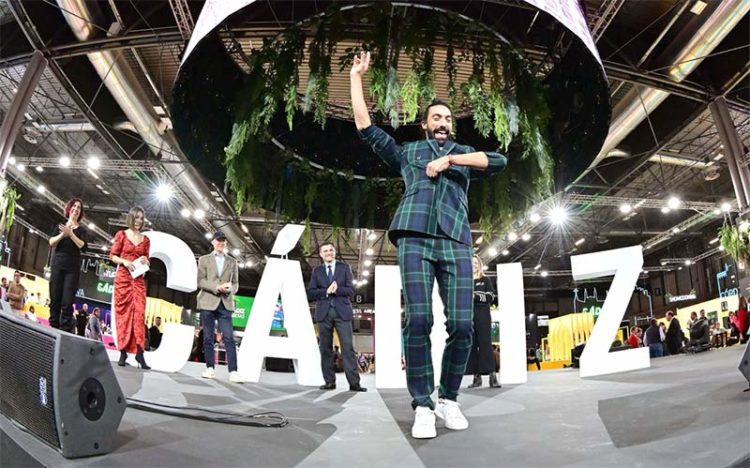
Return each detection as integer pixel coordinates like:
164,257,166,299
307,261,355,322
358,125,507,246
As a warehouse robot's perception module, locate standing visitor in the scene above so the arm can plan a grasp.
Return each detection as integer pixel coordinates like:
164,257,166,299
466,255,500,388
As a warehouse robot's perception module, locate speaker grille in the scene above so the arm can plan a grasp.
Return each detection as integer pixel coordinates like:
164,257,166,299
0,315,59,448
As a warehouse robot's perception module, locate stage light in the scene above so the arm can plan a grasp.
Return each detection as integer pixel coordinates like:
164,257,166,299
667,196,681,209
36,184,45,193
29,229,35,234
721,202,731,213
502,249,509,256
529,212,541,223
8,157,16,165
540,270,548,277
508,232,518,241
719,245,725,251
362,270,370,277
534,264,541,270
661,261,667,266
549,206,568,226
482,265,488,271
88,222,96,229
156,183,173,202
241,224,249,233
368,232,377,241
17,164,25,172
475,235,483,245
661,207,670,214
101,244,108,251
672,227,680,234
59,156,71,167
619,203,632,214
488,247,498,256
361,279,369,285
713,208,721,215
684,260,691,266
364,259,372,267
180,208,191,218
245,261,254,268
35,165,43,173
575,238,585,246
204,232,212,239
522,233,531,241
714,153,724,161
87,156,101,170
193,209,205,220
232,248,240,256
365,248,374,256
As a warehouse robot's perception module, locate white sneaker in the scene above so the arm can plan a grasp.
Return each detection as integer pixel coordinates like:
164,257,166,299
411,406,437,439
228,371,244,383
435,398,469,430
201,367,215,379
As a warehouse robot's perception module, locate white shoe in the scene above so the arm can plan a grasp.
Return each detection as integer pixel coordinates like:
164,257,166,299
411,406,437,439
201,367,215,379
229,371,244,383
435,398,469,430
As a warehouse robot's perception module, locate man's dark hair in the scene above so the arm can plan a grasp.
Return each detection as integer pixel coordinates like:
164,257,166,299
318,242,335,253
421,99,453,123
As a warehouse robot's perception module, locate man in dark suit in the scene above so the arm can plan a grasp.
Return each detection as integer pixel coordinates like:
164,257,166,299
307,242,366,392
351,52,507,438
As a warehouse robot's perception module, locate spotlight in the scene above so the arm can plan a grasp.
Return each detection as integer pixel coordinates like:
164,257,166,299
521,233,531,241
232,248,240,256
475,235,484,245
365,248,374,256
17,164,25,172
508,232,518,241
482,265,488,271
672,227,680,234
362,270,370,277
361,279,369,285
241,224,249,233
719,245,725,251
529,212,541,223
59,156,71,167
684,260,691,266
488,247,498,256
180,208,191,218
35,165,43,173
245,261,254,268
8,157,16,165
534,264,541,270
661,207,670,214
713,208,721,215
721,202,731,213
88,222,96,229
368,232,377,241
502,249,509,256
36,184,45,193
364,259,372,267
575,238,585,246
667,196,681,209
540,270,548,277
204,232,212,239
619,203,632,214
156,183,173,202
193,209,205,220
549,206,568,226
87,156,101,170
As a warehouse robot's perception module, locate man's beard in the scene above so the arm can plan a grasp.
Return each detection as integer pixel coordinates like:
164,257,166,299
426,126,450,145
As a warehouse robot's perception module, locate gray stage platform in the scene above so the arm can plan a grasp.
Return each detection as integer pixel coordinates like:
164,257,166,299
2,346,749,467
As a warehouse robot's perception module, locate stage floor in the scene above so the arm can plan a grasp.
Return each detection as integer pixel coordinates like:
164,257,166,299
3,346,749,467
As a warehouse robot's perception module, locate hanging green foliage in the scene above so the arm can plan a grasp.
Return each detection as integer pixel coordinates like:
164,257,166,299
0,184,20,235
719,223,750,266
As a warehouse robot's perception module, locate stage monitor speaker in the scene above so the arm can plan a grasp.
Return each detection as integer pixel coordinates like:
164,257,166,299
739,340,750,388
0,308,126,458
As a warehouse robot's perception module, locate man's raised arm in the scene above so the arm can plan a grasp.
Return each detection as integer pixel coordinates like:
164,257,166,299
350,51,372,130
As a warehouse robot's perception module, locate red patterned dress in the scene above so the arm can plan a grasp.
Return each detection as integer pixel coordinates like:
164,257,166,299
109,230,150,353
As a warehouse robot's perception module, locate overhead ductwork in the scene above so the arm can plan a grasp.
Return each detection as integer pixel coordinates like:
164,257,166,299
587,0,750,171
56,0,256,259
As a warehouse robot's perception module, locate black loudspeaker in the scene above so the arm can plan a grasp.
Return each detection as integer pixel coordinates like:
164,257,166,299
0,308,125,458
739,340,750,389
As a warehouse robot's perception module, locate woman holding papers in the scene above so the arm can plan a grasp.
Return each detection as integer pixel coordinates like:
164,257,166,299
109,206,151,369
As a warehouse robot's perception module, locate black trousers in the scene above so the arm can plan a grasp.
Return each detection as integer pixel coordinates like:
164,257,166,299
318,307,360,386
466,305,495,374
49,254,80,333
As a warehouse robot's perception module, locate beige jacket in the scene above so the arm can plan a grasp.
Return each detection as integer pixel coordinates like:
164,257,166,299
7,281,26,311
196,252,239,311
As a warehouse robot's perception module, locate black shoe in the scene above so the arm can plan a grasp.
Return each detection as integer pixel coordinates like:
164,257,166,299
468,374,482,388
319,383,336,390
349,384,367,392
135,352,151,370
117,351,128,367
489,372,501,388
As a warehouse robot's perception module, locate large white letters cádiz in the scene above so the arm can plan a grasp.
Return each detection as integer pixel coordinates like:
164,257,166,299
236,225,324,386
571,245,650,377
109,231,197,372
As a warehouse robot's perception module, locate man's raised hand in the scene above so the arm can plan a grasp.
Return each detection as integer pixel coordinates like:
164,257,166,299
350,51,371,77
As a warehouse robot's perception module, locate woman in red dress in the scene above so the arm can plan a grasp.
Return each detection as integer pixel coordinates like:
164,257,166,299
109,206,151,369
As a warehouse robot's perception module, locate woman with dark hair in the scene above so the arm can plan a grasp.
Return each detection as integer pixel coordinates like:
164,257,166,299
466,255,500,388
109,206,151,369
48,198,88,333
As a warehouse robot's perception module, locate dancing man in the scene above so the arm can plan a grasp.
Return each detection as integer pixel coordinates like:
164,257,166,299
351,52,507,438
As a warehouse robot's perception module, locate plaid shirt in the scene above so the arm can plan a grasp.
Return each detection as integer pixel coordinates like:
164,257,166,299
359,125,507,246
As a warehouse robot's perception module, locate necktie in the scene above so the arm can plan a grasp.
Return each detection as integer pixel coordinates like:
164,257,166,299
327,265,333,283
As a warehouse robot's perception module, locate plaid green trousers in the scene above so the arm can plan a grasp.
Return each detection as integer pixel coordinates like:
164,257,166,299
398,235,474,409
